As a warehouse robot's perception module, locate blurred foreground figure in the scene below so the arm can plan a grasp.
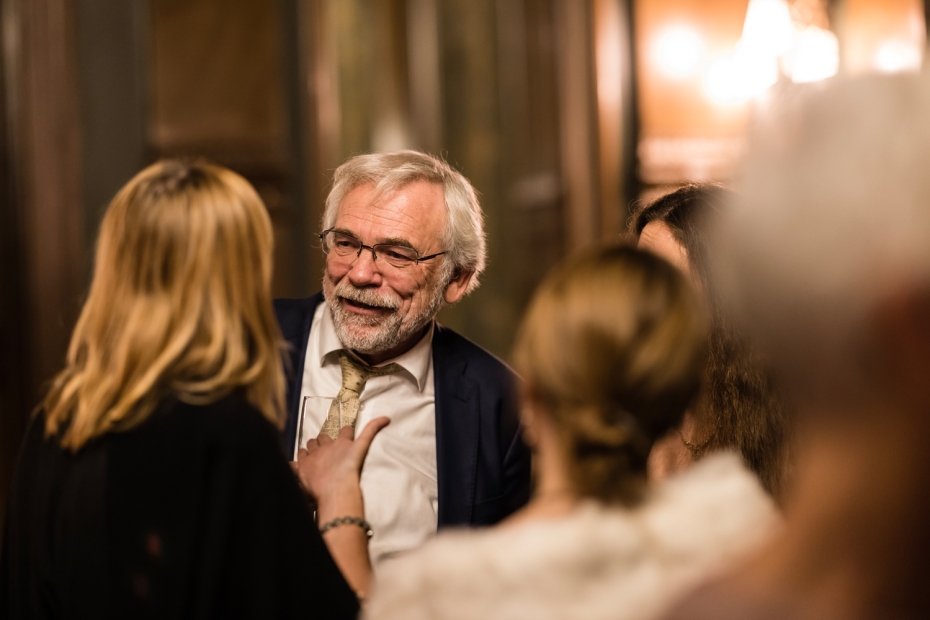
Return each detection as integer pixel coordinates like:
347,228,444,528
666,74,930,619
0,161,359,618
358,246,777,620
633,185,792,500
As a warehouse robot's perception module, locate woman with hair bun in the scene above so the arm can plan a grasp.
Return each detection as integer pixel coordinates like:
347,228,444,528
343,245,777,620
1,160,367,618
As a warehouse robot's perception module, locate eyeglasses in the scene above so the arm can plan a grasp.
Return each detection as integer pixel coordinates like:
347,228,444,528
319,229,447,269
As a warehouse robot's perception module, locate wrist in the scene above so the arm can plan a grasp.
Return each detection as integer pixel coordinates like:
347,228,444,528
319,515,373,539
316,487,364,524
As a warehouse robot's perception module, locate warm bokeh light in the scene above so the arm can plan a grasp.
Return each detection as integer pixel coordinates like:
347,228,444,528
785,26,839,83
844,0,925,75
704,45,778,104
873,38,923,72
740,0,793,57
650,24,706,79
635,0,926,185
701,0,844,101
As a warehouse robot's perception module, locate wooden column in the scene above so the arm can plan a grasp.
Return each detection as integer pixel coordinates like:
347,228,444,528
593,0,639,237
0,0,85,525
553,0,601,253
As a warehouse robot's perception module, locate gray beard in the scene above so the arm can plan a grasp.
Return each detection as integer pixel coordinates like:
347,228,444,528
327,279,445,354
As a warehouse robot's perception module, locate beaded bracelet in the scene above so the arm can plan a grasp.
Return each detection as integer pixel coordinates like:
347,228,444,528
319,516,374,539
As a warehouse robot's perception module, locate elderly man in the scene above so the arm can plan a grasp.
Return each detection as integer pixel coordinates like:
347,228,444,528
664,74,930,619
275,151,530,567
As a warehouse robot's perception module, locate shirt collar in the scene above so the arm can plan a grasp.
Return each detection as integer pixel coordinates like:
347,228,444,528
316,303,434,392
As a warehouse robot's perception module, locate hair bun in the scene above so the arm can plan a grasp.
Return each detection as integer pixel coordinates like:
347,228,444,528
565,404,652,459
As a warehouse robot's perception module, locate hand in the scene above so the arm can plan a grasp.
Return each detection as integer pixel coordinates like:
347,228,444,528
294,417,390,506
295,419,389,599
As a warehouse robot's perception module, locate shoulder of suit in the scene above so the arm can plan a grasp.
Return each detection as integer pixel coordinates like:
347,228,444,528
433,323,519,383
273,294,322,319
273,294,324,339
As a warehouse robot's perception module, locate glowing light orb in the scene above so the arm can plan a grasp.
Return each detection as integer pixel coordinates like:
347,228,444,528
788,27,839,83
651,25,705,80
704,46,779,104
873,39,923,74
740,0,794,57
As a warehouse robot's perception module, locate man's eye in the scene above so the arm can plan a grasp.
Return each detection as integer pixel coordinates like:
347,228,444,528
384,249,414,261
334,238,357,249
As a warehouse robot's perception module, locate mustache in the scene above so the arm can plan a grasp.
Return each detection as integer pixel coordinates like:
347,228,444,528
333,281,402,310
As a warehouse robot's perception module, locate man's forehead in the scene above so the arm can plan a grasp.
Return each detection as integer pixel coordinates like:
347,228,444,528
334,180,446,243
342,179,443,206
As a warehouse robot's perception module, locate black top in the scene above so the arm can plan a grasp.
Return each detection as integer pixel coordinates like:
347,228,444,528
0,394,359,619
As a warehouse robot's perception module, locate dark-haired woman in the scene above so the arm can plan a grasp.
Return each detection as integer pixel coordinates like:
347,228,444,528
632,183,792,500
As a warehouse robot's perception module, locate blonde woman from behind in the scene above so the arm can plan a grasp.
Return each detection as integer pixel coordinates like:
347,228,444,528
363,245,778,620
1,161,363,618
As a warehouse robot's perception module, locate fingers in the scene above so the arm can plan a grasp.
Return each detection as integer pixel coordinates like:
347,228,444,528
353,417,391,458
309,417,390,453
303,438,320,454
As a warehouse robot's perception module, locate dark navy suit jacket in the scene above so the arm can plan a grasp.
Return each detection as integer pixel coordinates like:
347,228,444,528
274,293,531,528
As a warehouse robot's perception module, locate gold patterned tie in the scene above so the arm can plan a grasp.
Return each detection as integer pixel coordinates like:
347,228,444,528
320,351,403,439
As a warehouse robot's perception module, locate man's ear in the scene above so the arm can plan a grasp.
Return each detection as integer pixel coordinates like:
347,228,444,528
443,268,475,304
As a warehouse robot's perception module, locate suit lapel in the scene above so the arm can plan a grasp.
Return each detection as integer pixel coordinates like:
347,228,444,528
432,324,479,527
278,293,324,457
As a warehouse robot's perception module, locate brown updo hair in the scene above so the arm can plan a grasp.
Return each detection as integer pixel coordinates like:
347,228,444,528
514,245,708,505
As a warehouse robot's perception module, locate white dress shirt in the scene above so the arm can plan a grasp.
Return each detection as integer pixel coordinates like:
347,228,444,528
296,302,438,568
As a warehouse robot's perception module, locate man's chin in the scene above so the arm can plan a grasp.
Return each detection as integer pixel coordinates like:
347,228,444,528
327,294,407,353
334,326,398,355
337,309,394,329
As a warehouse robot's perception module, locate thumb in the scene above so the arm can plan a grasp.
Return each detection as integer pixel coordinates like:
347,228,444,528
353,416,391,461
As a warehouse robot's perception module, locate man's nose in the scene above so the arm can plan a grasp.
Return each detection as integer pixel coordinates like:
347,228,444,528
346,248,383,286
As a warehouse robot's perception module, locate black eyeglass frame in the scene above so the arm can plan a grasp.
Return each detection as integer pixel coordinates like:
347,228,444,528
319,229,448,267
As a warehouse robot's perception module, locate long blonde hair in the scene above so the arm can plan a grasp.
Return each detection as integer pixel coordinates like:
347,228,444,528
43,160,286,450
514,246,707,505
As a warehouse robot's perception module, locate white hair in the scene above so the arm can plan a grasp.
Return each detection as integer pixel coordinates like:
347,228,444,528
322,150,486,296
712,73,930,394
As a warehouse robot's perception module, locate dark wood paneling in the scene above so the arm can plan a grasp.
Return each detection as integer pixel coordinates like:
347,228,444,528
74,0,149,258
149,0,288,165
434,0,512,354
0,0,28,532
492,0,565,353
554,0,601,252
148,0,304,297
0,0,85,526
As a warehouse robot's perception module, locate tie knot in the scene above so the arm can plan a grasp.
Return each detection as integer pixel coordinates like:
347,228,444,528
339,351,402,394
